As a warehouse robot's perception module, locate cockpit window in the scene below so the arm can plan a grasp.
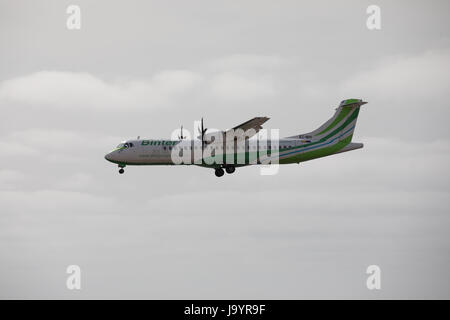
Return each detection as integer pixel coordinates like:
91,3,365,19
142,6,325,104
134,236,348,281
116,142,133,150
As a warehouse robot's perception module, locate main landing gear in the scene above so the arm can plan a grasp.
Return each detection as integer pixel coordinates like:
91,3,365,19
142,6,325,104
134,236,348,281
118,165,126,174
215,166,235,177
215,168,224,177
225,166,235,174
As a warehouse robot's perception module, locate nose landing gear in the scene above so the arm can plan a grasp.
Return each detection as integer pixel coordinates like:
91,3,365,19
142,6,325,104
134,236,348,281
118,164,126,174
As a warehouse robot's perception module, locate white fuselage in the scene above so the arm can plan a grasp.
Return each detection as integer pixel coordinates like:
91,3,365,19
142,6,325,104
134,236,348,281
104,138,312,166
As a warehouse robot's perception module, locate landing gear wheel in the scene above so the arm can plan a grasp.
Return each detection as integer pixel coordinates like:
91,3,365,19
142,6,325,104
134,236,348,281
215,168,224,177
225,166,235,174
119,168,125,174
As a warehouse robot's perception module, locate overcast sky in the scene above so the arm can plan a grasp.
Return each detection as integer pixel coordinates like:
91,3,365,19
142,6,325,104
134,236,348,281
1,0,449,299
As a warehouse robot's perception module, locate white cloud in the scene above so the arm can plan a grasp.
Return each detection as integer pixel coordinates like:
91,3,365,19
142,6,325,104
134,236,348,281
54,172,94,191
1,54,449,299
204,54,285,101
0,170,25,190
0,70,203,110
0,55,290,110
9,129,89,149
340,50,450,105
210,72,277,101
151,70,203,93
206,54,287,71
0,128,120,165
0,189,118,218
0,140,38,157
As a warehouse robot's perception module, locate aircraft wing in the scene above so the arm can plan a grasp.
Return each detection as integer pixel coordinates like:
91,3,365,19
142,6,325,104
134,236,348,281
199,117,270,142
225,116,270,139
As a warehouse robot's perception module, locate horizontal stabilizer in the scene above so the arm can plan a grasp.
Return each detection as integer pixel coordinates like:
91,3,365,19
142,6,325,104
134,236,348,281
334,142,364,154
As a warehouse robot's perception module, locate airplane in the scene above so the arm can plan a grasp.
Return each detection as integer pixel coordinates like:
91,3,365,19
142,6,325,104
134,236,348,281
104,98,367,177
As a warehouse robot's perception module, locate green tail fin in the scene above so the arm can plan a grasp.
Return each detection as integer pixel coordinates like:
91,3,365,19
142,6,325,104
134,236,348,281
285,99,367,141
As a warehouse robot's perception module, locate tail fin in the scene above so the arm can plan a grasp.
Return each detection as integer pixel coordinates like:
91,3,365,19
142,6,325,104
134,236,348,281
286,99,367,142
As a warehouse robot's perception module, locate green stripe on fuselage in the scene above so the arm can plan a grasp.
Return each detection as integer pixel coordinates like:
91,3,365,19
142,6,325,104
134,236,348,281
199,108,359,166
317,107,352,136
280,107,359,153
200,133,353,166
280,134,353,164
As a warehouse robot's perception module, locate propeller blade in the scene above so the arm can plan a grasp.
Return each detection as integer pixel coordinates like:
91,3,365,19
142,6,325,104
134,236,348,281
201,118,205,152
202,118,208,134
178,125,186,140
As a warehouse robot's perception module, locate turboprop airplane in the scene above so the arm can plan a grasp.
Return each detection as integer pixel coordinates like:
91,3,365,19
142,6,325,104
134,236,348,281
104,99,367,177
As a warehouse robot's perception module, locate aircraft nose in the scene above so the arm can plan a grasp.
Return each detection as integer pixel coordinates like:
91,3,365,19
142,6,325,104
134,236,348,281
105,152,113,162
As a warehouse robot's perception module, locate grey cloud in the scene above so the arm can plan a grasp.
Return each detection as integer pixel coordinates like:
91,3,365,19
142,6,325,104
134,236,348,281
1,0,450,299
0,70,204,110
340,50,450,106
210,72,277,101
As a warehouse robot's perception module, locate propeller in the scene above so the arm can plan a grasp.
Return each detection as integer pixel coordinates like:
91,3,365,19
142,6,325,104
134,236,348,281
178,125,185,139
198,118,207,151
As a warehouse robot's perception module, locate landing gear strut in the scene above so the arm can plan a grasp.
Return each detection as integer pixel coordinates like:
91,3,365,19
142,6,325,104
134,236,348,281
214,168,224,177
